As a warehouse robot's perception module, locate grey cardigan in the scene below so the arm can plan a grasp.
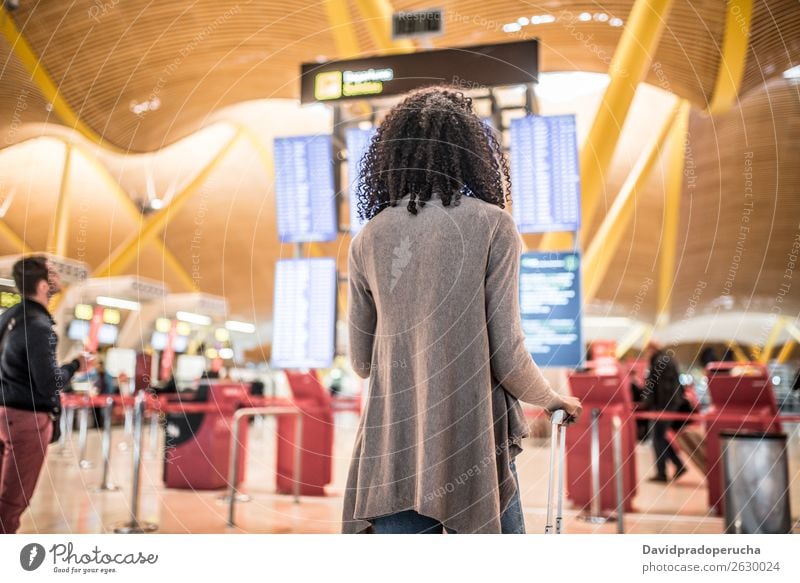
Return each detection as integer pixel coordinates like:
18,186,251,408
342,196,560,534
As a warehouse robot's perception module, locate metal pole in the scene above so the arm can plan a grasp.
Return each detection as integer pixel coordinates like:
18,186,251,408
147,410,159,459
118,403,133,451
58,406,76,458
293,413,303,504
556,414,567,534
590,408,601,518
612,415,625,534
57,407,68,452
78,405,92,469
226,406,304,528
94,397,119,491
579,408,613,524
112,393,157,533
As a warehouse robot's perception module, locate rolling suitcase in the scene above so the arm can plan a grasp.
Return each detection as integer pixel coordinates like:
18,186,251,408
545,409,568,534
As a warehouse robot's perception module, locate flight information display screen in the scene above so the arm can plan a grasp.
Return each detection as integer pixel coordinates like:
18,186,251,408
271,258,337,369
519,251,583,368
510,115,581,234
273,135,338,243
346,127,377,235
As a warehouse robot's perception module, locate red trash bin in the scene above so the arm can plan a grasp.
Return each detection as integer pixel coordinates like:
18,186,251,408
276,371,334,496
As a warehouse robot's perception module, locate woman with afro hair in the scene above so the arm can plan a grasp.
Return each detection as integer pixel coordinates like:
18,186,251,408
342,86,582,534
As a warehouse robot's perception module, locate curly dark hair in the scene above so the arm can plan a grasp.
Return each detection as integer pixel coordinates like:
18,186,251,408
355,86,511,221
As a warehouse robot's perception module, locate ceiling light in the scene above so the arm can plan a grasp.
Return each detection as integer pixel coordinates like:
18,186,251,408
540,15,556,24
609,17,624,27
149,198,164,210
96,296,140,311
530,15,541,25
225,320,256,334
578,12,591,21
176,311,212,326
594,12,609,22
218,348,234,360
783,65,800,80
503,22,522,33
517,17,529,26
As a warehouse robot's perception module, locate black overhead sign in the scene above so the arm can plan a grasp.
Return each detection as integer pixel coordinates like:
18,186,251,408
300,40,539,104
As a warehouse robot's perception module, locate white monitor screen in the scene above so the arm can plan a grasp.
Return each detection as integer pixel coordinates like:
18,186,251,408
510,114,581,234
67,319,90,341
271,258,337,369
97,324,118,345
150,331,168,351
346,127,376,235
273,135,338,243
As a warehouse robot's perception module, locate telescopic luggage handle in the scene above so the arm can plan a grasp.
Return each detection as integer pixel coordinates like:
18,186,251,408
545,409,568,534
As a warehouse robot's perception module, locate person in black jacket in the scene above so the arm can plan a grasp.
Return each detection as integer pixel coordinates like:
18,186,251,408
643,342,688,482
0,256,85,533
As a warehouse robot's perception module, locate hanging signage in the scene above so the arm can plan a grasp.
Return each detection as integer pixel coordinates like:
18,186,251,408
392,9,444,40
301,40,539,103
519,251,583,368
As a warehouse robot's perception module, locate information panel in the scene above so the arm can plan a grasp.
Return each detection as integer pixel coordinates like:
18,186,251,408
510,115,581,234
346,127,377,235
273,135,338,243
519,251,582,368
271,258,337,369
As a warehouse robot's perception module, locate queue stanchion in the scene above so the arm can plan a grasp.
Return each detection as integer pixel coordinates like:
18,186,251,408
226,406,303,529
612,415,625,534
56,407,69,454
77,403,93,469
119,401,133,451
94,397,119,492
579,408,612,524
58,405,76,459
146,405,160,460
112,392,157,533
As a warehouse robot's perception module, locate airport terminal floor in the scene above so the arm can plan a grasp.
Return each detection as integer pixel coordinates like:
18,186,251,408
0,0,799,580
23,413,800,535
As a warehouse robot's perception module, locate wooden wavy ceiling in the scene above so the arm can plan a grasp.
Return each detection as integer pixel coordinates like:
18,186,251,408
0,1,797,327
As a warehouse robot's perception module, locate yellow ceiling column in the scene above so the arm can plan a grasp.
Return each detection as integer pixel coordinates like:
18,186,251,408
541,0,675,252
93,131,241,278
324,0,362,58
0,8,115,150
707,0,753,114
727,341,749,362
759,316,786,364
654,100,691,328
776,339,796,364
66,144,197,291
582,100,681,303
47,143,72,256
352,0,415,53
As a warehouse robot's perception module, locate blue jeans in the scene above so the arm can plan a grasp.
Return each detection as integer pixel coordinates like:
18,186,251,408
371,461,526,534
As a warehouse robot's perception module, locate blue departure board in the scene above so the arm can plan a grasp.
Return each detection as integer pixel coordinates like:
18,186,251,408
346,127,377,235
519,251,582,368
510,115,581,234
271,258,337,369
273,135,338,242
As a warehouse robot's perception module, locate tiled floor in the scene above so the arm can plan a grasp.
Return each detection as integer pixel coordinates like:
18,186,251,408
19,414,800,534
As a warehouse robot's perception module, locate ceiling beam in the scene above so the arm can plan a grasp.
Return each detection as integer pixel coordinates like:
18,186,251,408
583,99,681,303
707,0,753,115
655,100,691,327
47,143,72,256
93,130,241,279
541,0,675,252
352,0,415,53
324,0,362,58
759,316,785,364
0,8,116,151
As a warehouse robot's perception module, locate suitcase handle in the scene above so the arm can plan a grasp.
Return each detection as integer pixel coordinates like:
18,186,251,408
545,409,568,534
